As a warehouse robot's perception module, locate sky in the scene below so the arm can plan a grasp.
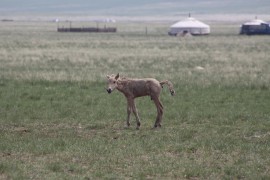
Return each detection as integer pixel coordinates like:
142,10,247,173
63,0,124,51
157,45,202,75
1,0,270,21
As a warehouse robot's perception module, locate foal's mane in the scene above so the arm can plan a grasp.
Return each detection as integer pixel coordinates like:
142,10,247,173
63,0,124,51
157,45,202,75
118,76,129,81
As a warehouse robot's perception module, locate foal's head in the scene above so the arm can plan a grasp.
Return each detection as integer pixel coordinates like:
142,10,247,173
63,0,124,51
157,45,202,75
106,73,119,94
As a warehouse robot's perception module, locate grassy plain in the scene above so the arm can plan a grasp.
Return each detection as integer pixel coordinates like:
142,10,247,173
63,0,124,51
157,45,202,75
0,21,270,179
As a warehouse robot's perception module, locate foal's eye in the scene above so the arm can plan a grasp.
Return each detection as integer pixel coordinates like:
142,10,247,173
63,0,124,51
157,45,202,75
113,81,116,84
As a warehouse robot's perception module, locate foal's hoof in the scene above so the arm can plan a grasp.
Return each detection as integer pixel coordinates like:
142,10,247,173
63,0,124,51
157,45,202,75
136,122,141,130
154,124,162,128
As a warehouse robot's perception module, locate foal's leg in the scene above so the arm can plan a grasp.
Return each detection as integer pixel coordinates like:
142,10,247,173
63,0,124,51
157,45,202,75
152,97,163,128
126,99,132,127
130,99,141,129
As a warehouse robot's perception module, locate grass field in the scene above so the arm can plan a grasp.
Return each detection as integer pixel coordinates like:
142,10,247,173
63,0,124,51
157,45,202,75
0,21,270,179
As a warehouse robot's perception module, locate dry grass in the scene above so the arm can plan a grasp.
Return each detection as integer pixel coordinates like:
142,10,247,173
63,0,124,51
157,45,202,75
1,21,269,86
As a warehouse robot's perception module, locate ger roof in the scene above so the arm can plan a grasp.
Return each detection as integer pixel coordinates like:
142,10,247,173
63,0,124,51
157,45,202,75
171,17,209,28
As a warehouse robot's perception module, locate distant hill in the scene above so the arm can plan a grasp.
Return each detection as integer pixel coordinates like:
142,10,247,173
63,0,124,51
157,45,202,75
1,0,270,17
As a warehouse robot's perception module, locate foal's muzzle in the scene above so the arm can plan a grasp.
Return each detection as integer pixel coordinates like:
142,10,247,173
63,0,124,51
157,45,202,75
107,88,112,94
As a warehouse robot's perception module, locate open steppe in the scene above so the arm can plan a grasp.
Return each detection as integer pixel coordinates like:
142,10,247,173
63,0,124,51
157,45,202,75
0,20,270,179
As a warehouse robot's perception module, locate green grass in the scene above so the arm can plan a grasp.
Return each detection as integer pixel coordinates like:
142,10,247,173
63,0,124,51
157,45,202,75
0,21,270,179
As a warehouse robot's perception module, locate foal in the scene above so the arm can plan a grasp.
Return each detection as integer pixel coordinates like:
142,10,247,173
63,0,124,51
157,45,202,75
106,73,175,129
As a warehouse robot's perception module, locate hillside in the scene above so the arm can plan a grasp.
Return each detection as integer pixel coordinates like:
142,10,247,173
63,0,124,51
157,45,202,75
1,0,270,17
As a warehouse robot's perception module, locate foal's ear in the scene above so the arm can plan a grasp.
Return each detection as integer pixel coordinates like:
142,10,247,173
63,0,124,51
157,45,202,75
106,75,110,79
115,73,119,80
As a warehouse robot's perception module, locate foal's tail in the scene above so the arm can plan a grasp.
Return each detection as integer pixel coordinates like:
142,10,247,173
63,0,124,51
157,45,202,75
160,80,175,96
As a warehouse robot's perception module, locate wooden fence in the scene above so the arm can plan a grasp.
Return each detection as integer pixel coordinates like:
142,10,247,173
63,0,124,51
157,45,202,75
57,27,117,33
